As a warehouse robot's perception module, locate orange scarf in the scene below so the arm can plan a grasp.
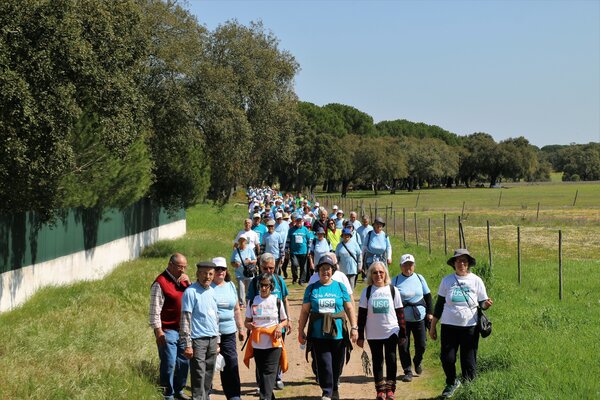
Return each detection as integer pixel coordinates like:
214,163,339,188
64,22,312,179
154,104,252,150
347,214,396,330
243,325,288,372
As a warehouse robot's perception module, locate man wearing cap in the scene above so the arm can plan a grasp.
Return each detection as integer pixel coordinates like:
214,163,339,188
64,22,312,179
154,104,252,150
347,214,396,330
149,253,192,400
262,219,285,273
391,254,432,382
309,227,332,271
234,219,260,256
362,216,392,267
252,213,268,247
180,261,220,400
287,213,311,285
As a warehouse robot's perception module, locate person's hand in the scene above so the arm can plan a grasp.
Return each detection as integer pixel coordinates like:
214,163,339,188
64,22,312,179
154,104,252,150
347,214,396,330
398,336,407,347
178,273,191,285
237,330,245,342
483,298,494,310
274,324,283,340
429,326,437,341
287,319,293,333
350,329,358,343
216,345,220,354
356,338,364,348
155,329,166,347
183,347,193,359
387,258,392,266
245,321,256,331
298,331,307,345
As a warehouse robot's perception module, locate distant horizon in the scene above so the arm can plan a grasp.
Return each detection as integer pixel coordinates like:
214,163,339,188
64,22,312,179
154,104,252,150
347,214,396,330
188,0,600,149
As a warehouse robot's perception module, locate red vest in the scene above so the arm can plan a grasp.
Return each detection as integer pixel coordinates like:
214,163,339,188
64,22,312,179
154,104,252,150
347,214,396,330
155,271,190,331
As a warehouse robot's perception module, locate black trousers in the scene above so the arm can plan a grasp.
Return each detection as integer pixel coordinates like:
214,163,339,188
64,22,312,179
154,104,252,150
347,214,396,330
219,333,241,399
440,324,479,385
254,347,282,400
290,253,308,283
399,319,427,373
368,333,398,385
312,338,345,398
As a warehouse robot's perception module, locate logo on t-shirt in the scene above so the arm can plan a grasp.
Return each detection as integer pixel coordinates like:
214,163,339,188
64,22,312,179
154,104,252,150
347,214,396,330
451,286,471,303
318,298,335,313
372,298,389,314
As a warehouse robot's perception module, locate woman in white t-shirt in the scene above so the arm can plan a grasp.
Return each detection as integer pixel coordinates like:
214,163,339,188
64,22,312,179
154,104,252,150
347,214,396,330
244,273,288,400
429,249,494,399
357,261,407,400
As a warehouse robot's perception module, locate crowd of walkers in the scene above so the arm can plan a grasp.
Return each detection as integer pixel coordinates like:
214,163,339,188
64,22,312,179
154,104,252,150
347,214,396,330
149,187,493,400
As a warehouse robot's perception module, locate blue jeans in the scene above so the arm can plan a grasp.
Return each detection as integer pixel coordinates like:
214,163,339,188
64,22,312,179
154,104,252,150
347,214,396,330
158,329,189,399
219,333,241,400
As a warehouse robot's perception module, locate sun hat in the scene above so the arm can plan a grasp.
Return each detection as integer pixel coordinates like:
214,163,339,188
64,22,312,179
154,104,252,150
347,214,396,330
447,248,476,267
373,216,385,227
266,219,276,226
316,227,325,234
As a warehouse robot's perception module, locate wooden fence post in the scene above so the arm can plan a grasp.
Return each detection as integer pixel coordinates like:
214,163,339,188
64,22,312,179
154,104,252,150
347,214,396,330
461,201,465,218
536,202,540,221
443,213,447,255
517,225,521,285
393,211,396,236
415,193,420,209
559,230,563,300
572,190,578,206
498,191,502,207
487,220,492,272
458,216,462,248
428,218,431,254
414,212,419,246
403,208,406,242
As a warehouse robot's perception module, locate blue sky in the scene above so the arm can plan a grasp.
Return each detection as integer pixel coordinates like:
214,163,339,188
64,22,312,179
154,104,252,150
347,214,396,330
186,0,600,148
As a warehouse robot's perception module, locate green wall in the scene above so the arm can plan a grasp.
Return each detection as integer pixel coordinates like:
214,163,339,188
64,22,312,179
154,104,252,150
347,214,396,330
0,199,184,273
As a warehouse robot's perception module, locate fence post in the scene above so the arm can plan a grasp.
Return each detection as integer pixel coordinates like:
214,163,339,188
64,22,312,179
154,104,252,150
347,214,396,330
443,213,447,255
498,191,502,207
517,226,521,285
414,212,419,246
403,208,406,242
461,201,465,218
385,206,388,225
572,189,578,206
393,211,396,236
415,192,420,209
428,218,431,254
369,203,373,221
458,216,462,248
487,220,492,272
536,202,540,221
559,230,563,300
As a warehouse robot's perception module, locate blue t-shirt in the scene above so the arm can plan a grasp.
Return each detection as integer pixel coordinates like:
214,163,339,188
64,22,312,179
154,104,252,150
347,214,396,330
392,273,430,322
356,224,373,244
303,281,350,340
288,226,309,255
230,247,256,278
252,224,268,243
211,281,238,334
334,217,345,229
335,240,362,275
362,230,391,263
311,238,331,265
182,282,220,338
262,231,284,259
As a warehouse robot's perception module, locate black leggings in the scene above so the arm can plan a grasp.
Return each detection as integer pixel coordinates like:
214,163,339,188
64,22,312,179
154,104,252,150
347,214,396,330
367,333,398,384
399,319,427,373
311,338,345,398
440,324,479,385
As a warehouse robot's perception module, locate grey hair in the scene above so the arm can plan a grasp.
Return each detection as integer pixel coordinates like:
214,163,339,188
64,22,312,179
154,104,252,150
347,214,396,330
260,252,276,265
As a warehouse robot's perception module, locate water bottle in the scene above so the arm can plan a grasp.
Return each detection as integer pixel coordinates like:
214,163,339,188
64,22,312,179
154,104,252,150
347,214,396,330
299,343,306,351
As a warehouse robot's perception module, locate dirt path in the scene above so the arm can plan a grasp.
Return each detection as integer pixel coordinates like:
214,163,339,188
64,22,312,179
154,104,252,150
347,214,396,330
209,280,439,400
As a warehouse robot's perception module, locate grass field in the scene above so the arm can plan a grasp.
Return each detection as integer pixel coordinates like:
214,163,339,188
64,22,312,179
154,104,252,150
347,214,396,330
1,182,599,399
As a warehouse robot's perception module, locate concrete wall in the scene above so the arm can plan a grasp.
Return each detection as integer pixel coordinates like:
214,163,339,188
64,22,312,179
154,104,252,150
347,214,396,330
0,219,186,313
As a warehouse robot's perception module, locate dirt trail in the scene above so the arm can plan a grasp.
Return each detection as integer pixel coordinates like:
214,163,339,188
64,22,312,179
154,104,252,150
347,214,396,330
209,280,438,400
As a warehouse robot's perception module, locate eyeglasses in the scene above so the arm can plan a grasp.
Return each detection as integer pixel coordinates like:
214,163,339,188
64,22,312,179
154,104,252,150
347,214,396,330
215,267,227,272
260,283,271,288
372,270,385,275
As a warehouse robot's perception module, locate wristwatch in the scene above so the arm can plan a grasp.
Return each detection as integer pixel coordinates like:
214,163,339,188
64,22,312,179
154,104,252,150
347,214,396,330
351,326,358,331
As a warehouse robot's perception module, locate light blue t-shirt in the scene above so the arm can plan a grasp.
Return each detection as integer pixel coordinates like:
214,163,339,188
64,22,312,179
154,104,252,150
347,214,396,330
275,220,290,243
335,240,362,275
352,220,361,231
211,281,238,335
392,273,430,322
334,217,345,229
356,224,373,244
311,238,331,265
252,223,268,243
262,231,284,259
231,247,256,278
303,281,350,340
288,226,309,255
362,230,391,264
182,282,220,338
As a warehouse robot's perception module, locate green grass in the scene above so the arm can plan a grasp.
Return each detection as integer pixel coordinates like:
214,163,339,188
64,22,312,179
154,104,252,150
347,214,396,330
1,183,599,399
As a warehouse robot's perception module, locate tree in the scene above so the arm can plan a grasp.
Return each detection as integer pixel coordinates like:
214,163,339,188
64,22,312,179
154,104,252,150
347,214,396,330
323,103,377,136
375,119,461,146
560,143,600,181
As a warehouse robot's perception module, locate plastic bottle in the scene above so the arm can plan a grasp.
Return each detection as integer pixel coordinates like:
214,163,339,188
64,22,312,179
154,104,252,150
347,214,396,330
299,343,306,351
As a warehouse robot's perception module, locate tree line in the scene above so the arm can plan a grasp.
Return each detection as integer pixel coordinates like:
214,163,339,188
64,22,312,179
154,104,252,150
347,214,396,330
1,1,597,220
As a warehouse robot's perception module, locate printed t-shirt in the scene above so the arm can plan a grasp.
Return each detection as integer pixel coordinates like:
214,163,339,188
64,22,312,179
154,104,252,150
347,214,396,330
303,281,350,340
246,294,287,349
211,281,238,335
438,273,488,327
392,273,430,322
358,285,403,340
288,226,309,255
308,270,353,295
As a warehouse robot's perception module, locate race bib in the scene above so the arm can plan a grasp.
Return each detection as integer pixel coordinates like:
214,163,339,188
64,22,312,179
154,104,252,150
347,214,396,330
295,235,304,244
372,298,389,314
318,298,336,314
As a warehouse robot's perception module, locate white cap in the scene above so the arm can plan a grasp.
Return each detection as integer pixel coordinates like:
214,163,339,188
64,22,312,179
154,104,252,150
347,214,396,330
275,212,283,219
333,204,338,209
400,254,415,265
252,213,261,219
315,202,320,207
211,257,227,268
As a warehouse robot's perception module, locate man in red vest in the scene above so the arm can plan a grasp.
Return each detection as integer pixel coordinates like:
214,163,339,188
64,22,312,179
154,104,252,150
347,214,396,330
149,253,192,400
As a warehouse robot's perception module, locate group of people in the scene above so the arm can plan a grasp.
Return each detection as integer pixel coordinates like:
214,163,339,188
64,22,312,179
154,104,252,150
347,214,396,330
149,189,493,400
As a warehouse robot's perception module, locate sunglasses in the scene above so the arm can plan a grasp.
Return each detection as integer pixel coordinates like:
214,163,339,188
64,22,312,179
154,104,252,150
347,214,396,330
260,283,271,288
372,270,385,275
215,267,227,272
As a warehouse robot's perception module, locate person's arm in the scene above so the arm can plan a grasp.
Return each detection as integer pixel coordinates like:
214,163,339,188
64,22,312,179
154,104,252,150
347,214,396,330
395,306,407,344
284,296,293,333
149,282,166,346
234,301,245,342
386,235,392,265
297,302,311,344
429,295,446,340
343,300,358,343
479,298,493,310
356,306,367,348
180,311,193,358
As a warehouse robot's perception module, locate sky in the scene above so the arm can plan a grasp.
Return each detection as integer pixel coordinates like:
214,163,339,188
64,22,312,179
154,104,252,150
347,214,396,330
186,0,600,148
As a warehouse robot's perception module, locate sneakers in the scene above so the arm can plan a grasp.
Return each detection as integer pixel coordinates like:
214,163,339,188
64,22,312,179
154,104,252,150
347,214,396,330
275,380,284,390
174,393,191,400
415,363,423,375
386,391,395,400
332,389,339,400
321,397,332,400
376,392,386,400
402,371,413,382
441,379,461,398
